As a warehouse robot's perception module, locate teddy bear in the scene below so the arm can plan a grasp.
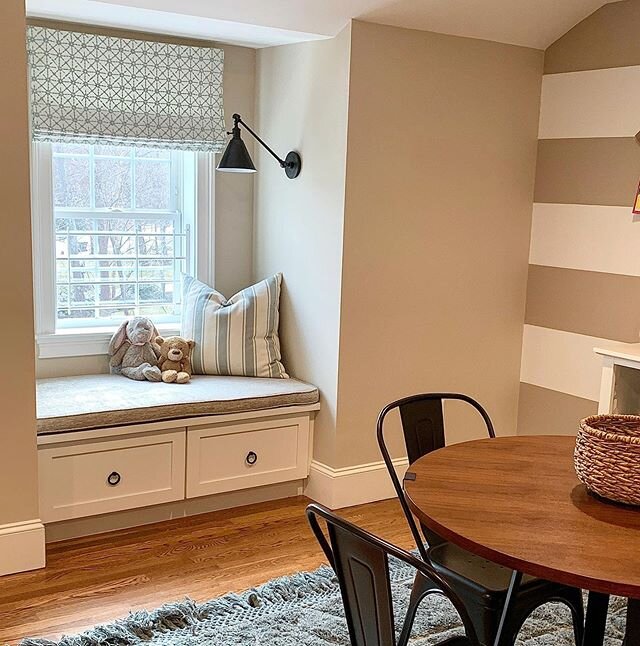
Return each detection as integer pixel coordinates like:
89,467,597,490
155,335,195,384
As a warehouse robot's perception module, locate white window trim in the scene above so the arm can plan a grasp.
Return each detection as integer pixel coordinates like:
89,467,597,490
31,143,215,359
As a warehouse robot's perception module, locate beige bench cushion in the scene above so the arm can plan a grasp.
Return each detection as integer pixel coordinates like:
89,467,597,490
36,374,319,435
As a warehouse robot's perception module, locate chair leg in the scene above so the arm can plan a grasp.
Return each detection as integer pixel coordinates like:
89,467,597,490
462,595,518,646
464,607,513,646
493,571,523,646
623,598,640,646
582,592,609,646
466,613,499,646
398,571,438,646
506,590,584,646
567,593,585,646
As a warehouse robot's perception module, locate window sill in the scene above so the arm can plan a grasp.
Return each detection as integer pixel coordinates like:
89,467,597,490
37,324,180,359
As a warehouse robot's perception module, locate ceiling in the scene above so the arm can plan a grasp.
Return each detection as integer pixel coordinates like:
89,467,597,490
26,0,619,49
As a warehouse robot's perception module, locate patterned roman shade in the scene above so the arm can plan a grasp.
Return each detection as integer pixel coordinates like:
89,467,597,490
26,26,226,151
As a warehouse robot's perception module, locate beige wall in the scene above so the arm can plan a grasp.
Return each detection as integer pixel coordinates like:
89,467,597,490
544,0,640,74
518,0,640,434
253,26,351,466
34,33,256,378
0,0,41,524
255,21,542,469
213,43,256,298
334,21,543,466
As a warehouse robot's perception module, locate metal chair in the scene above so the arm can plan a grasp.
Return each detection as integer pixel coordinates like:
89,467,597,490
377,393,585,646
306,502,479,646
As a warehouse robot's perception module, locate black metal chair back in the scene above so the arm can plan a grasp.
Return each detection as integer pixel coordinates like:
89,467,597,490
376,394,495,558
306,503,477,646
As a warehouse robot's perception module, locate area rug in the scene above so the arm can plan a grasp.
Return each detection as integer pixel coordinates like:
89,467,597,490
22,560,627,646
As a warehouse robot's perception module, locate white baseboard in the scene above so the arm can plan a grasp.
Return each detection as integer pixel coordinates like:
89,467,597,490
304,457,408,509
0,519,46,576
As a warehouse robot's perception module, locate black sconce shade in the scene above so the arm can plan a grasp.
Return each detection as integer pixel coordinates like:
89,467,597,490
217,113,301,179
217,132,256,173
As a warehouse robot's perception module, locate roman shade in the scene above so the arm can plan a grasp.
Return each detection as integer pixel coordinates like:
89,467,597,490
26,25,226,151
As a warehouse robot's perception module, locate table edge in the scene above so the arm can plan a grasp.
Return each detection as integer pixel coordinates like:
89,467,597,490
405,483,640,599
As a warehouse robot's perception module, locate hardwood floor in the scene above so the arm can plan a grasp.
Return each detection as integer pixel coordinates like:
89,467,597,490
0,497,412,645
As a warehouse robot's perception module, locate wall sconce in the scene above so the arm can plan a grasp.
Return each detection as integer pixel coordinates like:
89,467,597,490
217,113,301,179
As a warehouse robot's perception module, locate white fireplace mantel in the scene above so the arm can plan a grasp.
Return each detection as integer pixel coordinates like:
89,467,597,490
595,342,640,415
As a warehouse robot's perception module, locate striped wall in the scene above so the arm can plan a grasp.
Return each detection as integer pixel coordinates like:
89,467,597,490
518,0,640,436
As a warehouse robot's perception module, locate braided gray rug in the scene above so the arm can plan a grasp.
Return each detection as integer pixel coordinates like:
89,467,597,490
22,560,627,646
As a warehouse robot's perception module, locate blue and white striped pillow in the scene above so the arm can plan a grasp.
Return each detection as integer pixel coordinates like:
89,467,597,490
181,274,288,378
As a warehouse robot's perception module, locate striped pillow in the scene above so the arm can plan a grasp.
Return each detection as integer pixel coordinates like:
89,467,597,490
181,274,288,378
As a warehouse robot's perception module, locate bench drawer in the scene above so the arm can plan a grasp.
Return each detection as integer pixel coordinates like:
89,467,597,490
186,415,310,498
39,430,186,522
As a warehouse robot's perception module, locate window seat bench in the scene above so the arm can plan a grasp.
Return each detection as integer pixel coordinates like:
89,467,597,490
35,374,320,528
37,373,320,435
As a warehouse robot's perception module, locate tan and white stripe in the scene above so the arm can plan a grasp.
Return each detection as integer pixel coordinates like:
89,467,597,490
518,1,640,436
181,273,288,378
530,204,640,276
538,65,640,139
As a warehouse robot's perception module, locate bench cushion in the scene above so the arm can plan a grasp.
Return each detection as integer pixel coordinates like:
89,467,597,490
36,374,319,435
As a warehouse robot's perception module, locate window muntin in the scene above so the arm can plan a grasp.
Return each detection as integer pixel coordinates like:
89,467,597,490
50,143,193,328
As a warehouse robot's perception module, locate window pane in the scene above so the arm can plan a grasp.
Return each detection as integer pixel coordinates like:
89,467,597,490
95,158,132,209
54,215,185,325
94,144,130,157
135,160,171,209
136,148,171,160
95,283,136,305
138,233,175,257
53,143,89,155
138,304,177,318
55,234,69,259
56,259,69,283
68,258,137,283
53,156,90,208
138,259,174,281
70,283,96,307
47,143,192,329
57,285,69,306
138,282,174,303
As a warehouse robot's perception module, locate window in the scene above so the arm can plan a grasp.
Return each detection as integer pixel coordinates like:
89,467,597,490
32,142,214,357
53,143,188,326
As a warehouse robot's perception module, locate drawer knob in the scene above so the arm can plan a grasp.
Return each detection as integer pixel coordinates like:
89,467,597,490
246,451,258,466
107,471,121,486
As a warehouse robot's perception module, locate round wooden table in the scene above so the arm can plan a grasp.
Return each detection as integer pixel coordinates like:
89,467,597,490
403,435,640,646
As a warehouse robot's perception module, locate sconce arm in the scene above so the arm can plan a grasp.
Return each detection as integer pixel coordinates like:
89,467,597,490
232,113,290,169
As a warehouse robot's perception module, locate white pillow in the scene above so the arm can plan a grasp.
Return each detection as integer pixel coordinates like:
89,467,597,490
181,274,288,378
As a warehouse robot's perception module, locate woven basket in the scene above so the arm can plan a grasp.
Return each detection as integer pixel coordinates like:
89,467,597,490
575,414,640,506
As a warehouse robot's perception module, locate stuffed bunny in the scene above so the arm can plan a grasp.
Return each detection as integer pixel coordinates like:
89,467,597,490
108,317,162,381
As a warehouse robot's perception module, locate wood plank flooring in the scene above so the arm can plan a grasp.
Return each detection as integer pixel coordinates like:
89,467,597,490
0,497,412,645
